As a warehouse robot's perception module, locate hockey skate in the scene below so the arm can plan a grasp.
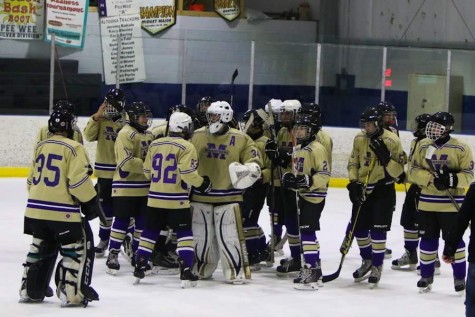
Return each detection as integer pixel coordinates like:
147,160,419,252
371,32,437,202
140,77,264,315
106,251,120,275
178,259,198,288
19,280,43,303
391,248,418,271
133,257,151,285
151,250,180,275
454,278,466,296
268,234,285,257
276,257,301,277
121,233,134,263
368,265,382,289
416,257,441,276
384,248,392,259
353,259,372,283
94,239,108,258
293,264,322,291
417,276,434,293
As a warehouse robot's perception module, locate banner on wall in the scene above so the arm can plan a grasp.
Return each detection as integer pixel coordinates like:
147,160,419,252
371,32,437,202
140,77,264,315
0,0,45,40
44,0,89,49
140,0,176,35
97,0,138,17
100,14,146,85
214,0,240,22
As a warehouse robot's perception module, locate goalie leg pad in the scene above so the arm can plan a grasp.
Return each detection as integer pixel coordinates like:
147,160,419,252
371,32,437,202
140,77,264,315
20,237,58,302
55,233,98,307
214,204,250,283
191,202,219,279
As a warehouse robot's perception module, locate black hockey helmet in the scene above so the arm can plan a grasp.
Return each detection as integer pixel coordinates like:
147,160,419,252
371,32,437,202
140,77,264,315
425,111,454,141
411,113,431,138
196,96,213,126
53,100,75,114
297,102,322,130
105,88,126,112
293,110,320,145
48,110,74,137
125,101,153,133
377,101,397,127
360,106,383,137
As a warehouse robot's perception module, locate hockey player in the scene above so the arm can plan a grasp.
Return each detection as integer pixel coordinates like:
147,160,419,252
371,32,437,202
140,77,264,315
391,113,431,271
408,111,473,293
281,108,330,290
20,110,103,306
264,99,303,276
377,101,399,136
195,96,213,129
347,106,404,288
190,101,262,284
106,102,154,275
240,109,272,268
35,100,83,144
83,88,126,257
443,182,475,315
134,112,211,287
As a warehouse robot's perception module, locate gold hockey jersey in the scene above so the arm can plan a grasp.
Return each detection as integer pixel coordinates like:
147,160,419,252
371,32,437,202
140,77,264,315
144,136,204,209
315,129,333,172
254,134,272,184
83,116,124,179
36,125,84,144
25,135,96,223
190,127,262,204
347,129,405,194
112,125,154,197
293,140,331,204
408,137,474,212
152,122,167,139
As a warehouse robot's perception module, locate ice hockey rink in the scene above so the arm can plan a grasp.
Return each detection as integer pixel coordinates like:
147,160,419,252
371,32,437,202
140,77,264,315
0,178,465,316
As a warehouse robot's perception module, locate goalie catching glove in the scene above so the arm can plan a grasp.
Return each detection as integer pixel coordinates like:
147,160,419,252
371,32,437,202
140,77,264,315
281,172,312,189
228,162,261,189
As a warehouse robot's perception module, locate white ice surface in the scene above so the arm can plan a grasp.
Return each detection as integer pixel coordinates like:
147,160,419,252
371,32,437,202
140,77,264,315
0,178,465,316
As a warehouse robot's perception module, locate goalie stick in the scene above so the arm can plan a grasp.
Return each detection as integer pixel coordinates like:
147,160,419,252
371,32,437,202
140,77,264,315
322,156,376,283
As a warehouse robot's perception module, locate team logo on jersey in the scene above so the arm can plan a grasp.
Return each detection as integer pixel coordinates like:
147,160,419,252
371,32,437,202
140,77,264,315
104,127,120,141
429,153,449,170
206,143,228,159
295,157,304,173
191,158,198,169
141,140,152,158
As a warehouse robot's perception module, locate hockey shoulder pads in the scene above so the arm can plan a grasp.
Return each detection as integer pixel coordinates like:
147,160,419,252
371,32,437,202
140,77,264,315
228,162,261,189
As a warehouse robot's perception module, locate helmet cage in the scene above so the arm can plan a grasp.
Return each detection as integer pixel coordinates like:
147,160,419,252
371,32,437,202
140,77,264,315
425,121,446,141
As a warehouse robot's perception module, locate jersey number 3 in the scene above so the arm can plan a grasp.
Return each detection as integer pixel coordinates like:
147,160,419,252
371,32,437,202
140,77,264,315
32,154,62,187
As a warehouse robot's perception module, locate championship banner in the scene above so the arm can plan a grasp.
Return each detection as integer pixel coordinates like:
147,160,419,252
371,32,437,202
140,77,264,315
140,0,176,35
45,0,89,49
100,14,146,85
214,0,240,22
97,0,138,17
0,0,45,40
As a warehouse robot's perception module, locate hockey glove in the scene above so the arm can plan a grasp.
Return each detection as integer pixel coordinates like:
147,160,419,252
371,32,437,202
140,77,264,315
347,181,364,205
196,176,212,193
396,171,406,184
80,196,106,223
369,138,391,167
433,166,458,190
442,244,456,263
264,139,279,161
282,173,312,189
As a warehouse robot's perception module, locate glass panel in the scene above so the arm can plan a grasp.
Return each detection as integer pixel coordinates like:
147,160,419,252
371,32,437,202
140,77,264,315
386,47,448,131
319,44,383,128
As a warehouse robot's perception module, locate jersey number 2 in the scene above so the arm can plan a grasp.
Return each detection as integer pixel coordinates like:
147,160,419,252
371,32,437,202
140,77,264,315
151,153,177,184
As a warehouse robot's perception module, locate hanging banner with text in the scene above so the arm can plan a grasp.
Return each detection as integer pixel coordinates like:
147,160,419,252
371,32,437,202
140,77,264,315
100,14,146,85
97,0,138,17
44,0,89,49
0,0,45,40
214,0,240,22
140,0,176,35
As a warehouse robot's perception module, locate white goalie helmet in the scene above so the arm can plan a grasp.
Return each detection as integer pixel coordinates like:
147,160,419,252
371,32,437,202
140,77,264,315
168,112,194,139
279,99,301,122
206,101,234,134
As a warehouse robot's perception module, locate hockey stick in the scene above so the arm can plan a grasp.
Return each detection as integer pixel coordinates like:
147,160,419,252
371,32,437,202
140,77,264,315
230,69,238,107
322,156,376,283
424,145,460,211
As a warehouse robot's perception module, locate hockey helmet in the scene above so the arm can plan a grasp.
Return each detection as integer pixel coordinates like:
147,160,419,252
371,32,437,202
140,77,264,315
196,96,213,126
410,113,431,138
279,99,301,123
425,111,454,141
48,110,74,137
377,101,397,127
168,112,194,140
206,101,233,134
104,88,125,118
360,106,383,137
293,110,321,145
125,101,153,133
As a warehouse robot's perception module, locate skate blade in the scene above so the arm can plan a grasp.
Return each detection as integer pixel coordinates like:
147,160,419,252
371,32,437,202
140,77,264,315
133,277,142,285
151,267,179,275
369,282,379,289
19,297,43,304
181,280,198,288
294,282,318,291
419,285,432,294
391,264,417,271
317,279,324,287
106,268,119,276
353,275,370,283
456,290,465,297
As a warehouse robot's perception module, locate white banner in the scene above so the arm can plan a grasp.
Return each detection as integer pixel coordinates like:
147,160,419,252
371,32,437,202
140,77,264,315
97,0,139,17
0,0,45,40
45,0,89,49
101,14,146,85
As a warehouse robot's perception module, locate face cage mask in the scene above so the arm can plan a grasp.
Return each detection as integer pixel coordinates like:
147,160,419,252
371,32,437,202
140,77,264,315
103,101,122,119
278,110,295,124
425,121,446,141
206,112,224,134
